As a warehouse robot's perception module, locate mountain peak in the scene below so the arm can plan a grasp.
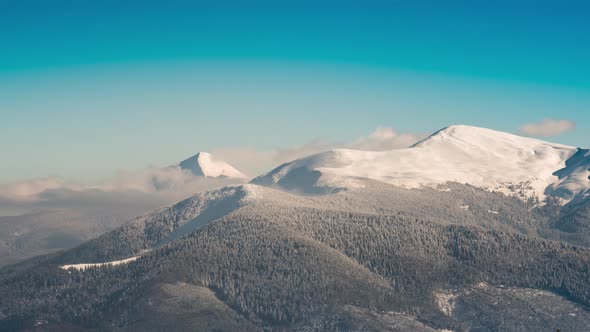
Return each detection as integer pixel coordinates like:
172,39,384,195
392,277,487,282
253,125,588,203
414,125,573,150
179,152,247,179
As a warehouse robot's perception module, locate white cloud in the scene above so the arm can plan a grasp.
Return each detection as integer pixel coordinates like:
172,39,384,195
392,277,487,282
273,139,334,166
519,119,576,137
0,168,243,215
100,166,244,197
0,168,242,203
348,127,424,150
0,178,78,202
211,147,277,179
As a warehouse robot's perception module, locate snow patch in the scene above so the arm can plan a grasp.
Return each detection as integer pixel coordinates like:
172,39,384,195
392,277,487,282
179,152,247,179
434,290,458,317
60,256,139,271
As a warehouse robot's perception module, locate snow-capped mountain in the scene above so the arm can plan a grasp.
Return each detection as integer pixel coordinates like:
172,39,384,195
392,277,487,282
179,152,247,179
5,127,590,331
252,125,590,203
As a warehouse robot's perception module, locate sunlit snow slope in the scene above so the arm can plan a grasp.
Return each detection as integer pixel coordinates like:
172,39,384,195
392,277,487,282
179,152,247,179
252,125,590,203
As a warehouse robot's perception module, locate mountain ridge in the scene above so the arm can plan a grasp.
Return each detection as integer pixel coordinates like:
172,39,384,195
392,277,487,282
252,125,590,203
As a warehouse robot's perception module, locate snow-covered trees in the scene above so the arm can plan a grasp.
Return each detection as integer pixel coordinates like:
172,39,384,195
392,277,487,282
1,184,589,330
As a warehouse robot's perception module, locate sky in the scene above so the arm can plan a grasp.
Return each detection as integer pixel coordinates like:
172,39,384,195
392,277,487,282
1,0,589,184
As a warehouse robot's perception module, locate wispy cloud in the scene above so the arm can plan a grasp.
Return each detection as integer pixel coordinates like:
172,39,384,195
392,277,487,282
0,178,78,202
348,127,424,151
519,119,576,137
214,127,426,176
0,127,423,215
0,169,243,215
0,168,242,202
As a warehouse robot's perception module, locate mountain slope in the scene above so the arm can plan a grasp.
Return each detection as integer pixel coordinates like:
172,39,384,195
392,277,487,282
0,152,248,266
1,183,590,331
252,125,590,202
179,152,247,179
0,200,168,267
2,126,590,331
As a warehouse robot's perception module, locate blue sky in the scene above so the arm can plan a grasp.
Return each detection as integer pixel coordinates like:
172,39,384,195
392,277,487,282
1,1,589,183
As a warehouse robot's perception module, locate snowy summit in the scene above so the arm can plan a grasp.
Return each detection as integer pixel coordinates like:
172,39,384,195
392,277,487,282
179,152,247,179
252,125,590,203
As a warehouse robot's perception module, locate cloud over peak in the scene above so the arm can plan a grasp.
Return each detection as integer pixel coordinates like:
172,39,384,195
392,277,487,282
349,127,424,151
519,119,576,137
213,127,426,176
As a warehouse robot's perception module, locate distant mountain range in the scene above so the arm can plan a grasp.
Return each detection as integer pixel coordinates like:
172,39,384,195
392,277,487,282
1,126,590,331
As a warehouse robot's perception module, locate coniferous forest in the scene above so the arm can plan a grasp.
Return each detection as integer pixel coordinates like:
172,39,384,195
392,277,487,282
1,183,590,331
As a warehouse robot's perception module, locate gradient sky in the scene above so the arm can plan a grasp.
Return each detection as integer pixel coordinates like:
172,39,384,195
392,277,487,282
1,0,589,183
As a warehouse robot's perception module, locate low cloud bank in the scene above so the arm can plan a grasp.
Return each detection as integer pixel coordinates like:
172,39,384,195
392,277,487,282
0,169,243,216
0,127,422,216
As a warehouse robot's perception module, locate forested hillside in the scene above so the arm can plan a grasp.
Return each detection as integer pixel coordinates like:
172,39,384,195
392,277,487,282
1,183,589,331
